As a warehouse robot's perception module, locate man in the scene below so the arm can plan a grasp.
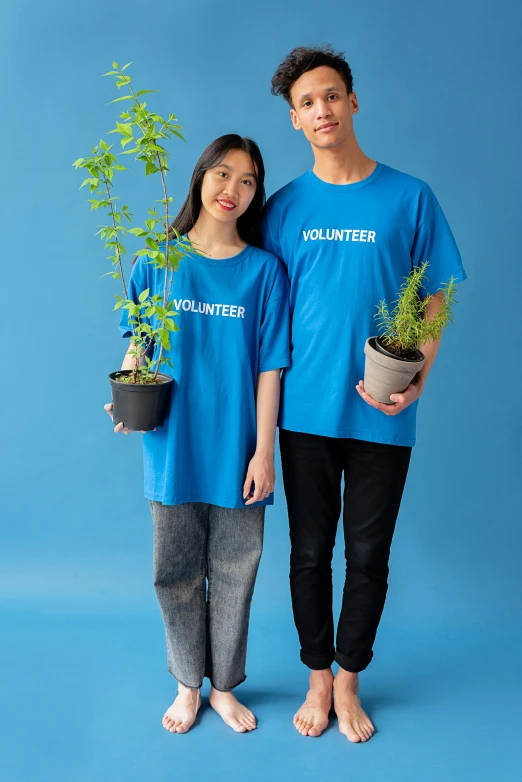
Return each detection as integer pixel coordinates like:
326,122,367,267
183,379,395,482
261,45,466,743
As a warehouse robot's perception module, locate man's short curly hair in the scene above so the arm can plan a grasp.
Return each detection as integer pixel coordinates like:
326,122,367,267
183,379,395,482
271,45,354,107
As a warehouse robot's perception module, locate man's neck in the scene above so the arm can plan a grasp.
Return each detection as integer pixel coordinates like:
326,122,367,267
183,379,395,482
312,135,376,186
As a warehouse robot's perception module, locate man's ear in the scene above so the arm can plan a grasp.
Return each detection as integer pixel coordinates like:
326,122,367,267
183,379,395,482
350,92,359,115
290,108,302,131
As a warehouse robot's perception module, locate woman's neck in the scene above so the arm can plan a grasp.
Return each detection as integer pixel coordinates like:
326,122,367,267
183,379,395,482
188,210,246,259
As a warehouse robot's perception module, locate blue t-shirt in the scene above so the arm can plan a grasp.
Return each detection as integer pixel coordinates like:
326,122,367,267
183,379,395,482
262,163,466,446
119,243,290,508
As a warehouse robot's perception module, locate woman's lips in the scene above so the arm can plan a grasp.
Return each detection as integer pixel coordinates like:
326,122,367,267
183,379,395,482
217,199,237,211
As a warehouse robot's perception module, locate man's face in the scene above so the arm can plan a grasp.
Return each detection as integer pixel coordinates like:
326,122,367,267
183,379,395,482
289,65,359,150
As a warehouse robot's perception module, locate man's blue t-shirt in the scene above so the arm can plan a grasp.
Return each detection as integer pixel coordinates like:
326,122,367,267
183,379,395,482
119,244,290,508
261,163,466,446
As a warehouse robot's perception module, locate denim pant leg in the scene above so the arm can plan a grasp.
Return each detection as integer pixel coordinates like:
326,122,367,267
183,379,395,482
150,500,209,689
205,505,265,691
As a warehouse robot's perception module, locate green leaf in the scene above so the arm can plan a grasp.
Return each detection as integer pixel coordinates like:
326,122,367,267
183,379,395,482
139,288,150,303
112,61,119,69
116,121,133,136
103,70,118,76
136,90,159,97
113,301,124,310
146,237,159,250
99,139,109,152
160,330,170,351
164,317,176,331
72,157,85,168
108,95,134,104
120,62,133,71
145,161,159,176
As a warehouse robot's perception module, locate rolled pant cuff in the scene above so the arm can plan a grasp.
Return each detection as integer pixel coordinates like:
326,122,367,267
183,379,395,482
300,649,335,670
334,650,373,673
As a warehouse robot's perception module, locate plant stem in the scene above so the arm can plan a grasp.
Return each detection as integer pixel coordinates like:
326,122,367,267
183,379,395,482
103,178,128,301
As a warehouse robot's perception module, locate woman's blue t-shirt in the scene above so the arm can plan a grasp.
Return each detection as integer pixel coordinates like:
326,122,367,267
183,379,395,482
261,163,467,447
119,244,290,508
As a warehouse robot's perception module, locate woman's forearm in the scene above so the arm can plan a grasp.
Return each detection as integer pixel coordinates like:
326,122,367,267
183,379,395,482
120,340,146,371
255,370,281,455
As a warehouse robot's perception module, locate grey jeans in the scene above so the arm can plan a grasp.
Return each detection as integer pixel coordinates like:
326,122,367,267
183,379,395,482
150,500,265,691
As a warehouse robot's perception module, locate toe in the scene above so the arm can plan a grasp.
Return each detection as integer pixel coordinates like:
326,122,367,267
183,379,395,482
229,717,246,733
308,725,320,737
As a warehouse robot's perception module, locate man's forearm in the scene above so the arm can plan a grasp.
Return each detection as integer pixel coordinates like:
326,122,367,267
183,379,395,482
255,370,281,455
415,291,445,389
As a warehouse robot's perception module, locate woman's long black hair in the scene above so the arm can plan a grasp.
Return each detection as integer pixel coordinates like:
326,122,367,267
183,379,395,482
169,134,266,246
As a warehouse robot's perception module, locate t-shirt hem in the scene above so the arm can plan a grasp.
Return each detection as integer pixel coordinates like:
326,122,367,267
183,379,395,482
144,489,273,509
278,420,416,447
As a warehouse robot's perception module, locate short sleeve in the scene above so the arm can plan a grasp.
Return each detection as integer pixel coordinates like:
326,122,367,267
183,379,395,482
258,261,291,373
118,256,150,338
261,200,284,263
410,188,467,298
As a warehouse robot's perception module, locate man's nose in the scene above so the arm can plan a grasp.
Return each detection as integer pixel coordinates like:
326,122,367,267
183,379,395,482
316,101,332,120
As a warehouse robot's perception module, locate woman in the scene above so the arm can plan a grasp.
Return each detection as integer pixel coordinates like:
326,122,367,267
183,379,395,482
104,135,290,735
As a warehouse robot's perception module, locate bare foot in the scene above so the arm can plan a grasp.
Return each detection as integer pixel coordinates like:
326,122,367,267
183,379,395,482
333,669,374,742
293,669,333,737
162,683,201,734
209,687,256,733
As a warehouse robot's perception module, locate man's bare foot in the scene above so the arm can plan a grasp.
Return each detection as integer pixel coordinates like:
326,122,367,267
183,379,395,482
209,687,256,732
162,683,201,734
293,668,334,737
333,669,374,742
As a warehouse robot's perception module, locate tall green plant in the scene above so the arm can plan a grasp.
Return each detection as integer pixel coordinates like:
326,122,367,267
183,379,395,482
73,61,193,383
375,261,458,356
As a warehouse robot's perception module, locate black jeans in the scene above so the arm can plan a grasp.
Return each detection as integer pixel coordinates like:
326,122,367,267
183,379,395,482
279,429,412,673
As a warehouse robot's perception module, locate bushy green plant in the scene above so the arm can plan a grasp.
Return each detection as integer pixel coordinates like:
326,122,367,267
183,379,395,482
375,261,458,358
73,61,193,384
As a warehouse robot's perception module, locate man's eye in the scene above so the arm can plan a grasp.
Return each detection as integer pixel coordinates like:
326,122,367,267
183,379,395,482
327,94,338,100
303,101,312,107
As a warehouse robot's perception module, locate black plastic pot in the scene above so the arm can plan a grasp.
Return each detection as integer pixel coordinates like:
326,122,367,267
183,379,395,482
374,337,424,363
109,371,174,432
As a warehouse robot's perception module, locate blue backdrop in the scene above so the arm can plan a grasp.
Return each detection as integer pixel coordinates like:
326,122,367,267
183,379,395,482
2,0,521,780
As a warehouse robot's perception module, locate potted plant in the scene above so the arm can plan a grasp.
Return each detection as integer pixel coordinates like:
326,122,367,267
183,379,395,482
73,62,193,430
363,261,458,404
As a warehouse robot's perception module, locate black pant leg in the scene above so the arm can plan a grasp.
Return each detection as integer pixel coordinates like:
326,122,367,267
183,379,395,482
335,438,412,673
279,428,344,670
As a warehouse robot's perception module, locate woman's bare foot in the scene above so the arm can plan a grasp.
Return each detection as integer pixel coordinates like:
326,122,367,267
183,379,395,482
333,669,374,742
162,683,201,734
209,687,256,732
293,669,333,737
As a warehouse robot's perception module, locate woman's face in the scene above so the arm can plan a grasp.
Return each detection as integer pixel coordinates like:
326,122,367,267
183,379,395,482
200,148,258,225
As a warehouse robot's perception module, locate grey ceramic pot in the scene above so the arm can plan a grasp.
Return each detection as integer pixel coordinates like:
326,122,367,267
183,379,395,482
363,337,425,404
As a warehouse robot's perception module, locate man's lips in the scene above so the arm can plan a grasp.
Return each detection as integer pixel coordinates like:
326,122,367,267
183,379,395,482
217,199,237,211
316,122,338,132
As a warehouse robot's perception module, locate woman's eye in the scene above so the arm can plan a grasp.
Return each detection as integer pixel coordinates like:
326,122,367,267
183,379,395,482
217,171,227,177
242,180,253,186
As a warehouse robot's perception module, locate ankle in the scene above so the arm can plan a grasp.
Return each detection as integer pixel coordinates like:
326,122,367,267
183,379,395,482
309,668,334,689
334,668,359,692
